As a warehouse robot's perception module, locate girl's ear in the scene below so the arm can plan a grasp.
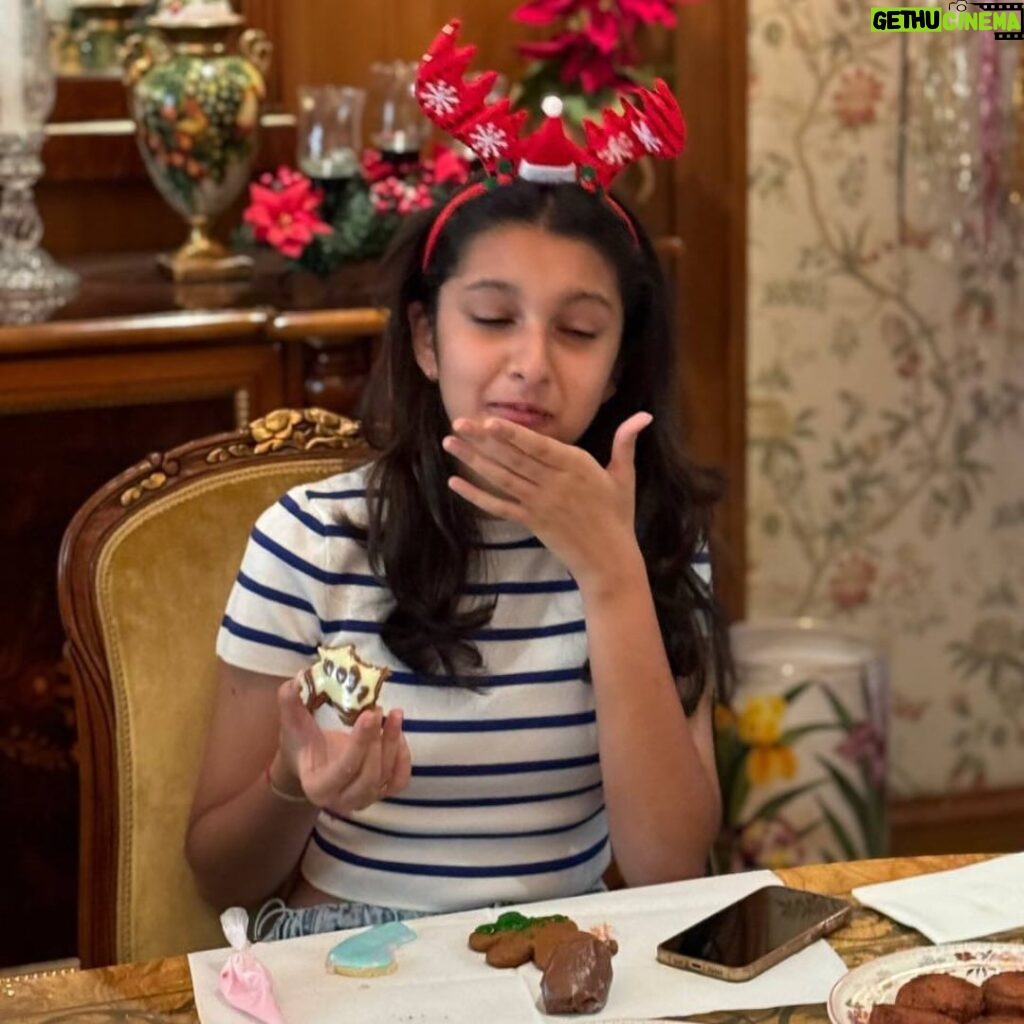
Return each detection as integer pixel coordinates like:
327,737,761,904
409,302,438,381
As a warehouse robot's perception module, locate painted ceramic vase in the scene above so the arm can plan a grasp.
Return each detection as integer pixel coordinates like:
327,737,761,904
714,619,890,871
124,14,271,278
69,1,147,76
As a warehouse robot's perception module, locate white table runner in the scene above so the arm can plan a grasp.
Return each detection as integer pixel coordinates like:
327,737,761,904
189,869,849,1023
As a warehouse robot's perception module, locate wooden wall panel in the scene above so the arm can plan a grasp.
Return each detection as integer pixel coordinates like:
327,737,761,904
274,0,523,110
673,0,748,624
38,183,186,258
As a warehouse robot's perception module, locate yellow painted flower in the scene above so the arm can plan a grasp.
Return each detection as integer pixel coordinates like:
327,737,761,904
736,695,786,746
745,744,798,785
736,695,798,785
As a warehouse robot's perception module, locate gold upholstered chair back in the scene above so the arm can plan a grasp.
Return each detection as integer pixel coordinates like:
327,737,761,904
58,409,375,967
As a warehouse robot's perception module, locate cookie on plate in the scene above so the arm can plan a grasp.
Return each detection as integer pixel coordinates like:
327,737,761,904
895,974,984,1023
983,972,1024,1017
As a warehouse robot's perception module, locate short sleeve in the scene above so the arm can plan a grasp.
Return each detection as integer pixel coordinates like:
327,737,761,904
692,544,713,636
216,489,327,678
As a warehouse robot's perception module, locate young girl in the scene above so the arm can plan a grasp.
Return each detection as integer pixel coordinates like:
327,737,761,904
186,25,729,941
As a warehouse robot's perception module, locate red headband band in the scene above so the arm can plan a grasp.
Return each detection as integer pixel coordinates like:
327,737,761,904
420,181,640,272
415,19,684,270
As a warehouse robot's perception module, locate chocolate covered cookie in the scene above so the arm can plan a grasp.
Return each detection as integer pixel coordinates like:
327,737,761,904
541,933,614,1015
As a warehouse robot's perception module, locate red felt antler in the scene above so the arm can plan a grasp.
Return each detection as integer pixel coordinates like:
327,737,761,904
415,20,526,172
583,79,687,188
415,22,688,269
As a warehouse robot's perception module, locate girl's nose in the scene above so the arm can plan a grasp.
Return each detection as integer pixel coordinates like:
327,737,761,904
507,323,552,382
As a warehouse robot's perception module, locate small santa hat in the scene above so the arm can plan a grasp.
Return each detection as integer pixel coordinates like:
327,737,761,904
517,97,590,184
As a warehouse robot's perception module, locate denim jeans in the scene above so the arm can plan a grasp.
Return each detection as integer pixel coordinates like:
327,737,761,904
252,896,436,942
252,882,609,942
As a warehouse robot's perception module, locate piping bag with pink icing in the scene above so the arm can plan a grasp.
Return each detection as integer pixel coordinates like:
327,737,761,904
218,908,286,1024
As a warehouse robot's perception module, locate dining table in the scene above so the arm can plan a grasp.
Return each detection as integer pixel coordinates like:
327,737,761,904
1,853,1019,1024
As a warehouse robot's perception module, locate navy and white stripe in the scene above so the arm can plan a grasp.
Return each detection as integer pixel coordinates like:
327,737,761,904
216,461,706,912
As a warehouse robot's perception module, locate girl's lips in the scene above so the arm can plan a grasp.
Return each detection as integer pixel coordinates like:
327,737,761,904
486,404,552,427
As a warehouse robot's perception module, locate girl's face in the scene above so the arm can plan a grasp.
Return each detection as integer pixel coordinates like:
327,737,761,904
411,223,624,446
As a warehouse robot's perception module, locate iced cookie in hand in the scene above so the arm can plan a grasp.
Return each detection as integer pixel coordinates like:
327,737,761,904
326,922,416,977
299,644,390,726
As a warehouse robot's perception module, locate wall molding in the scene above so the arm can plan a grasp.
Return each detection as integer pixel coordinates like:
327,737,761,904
890,787,1024,856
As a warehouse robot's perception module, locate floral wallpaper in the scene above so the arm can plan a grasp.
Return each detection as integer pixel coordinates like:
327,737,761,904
746,0,1024,798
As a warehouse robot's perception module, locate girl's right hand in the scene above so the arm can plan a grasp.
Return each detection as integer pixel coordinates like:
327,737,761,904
271,674,412,813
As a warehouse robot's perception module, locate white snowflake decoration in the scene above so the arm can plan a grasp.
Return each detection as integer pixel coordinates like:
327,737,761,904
468,122,508,160
598,132,634,166
420,80,459,117
631,119,662,154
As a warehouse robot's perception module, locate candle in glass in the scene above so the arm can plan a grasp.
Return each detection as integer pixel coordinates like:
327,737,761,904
297,85,364,181
368,60,425,158
1,0,28,134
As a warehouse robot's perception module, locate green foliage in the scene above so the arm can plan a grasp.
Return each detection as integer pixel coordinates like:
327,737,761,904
298,187,398,275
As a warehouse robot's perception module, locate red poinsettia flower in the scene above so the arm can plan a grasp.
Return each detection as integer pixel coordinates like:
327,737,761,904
431,144,473,185
360,147,394,183
513,0,706,93
519,31,624,92
515,0,688,29
619,0,683,27
243,168,331,260
513,0,580,26
585,7,620,55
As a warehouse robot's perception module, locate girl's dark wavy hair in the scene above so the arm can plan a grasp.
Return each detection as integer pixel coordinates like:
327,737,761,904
346,178,730,713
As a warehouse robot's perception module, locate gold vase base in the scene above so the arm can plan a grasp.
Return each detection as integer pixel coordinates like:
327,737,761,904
157,236,253,282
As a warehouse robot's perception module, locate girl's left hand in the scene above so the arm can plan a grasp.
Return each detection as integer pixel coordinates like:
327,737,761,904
442,411,652,591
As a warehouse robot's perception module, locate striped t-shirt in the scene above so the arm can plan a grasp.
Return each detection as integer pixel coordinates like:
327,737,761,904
217,462,710,912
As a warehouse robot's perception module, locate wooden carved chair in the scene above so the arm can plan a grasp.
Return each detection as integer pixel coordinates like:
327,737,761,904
58,409,376,967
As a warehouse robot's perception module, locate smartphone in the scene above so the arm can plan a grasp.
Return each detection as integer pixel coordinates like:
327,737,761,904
656,885,851,982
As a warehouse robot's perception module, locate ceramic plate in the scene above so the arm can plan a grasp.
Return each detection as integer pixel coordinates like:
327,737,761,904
827,942,1024,1024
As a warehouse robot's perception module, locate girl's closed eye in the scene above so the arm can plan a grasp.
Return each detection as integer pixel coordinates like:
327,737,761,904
471,314,516,328
560,324,600,339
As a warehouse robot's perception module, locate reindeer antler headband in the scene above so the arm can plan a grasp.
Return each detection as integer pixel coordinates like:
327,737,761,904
414,19,687,270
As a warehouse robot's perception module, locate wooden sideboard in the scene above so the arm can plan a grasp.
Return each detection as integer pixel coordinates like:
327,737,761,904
0,253,385,969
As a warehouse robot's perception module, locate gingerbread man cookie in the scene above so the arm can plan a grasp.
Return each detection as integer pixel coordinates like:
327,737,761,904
468,912,617,971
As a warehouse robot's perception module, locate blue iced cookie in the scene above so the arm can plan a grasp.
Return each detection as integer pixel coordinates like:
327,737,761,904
326,921,417,977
